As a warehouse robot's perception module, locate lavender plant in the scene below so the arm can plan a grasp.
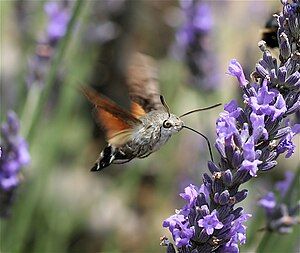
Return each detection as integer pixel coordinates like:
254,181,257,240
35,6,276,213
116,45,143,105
258,171,299,233
2,1,83,252
0,0,72,224
0,111,30,217
162,0,300,252
22,1,74,140
174,0,219,91
26,1,71,88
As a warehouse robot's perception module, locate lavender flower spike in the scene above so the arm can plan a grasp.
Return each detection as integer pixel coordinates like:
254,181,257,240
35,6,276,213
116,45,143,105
163,0,300,251
275,171,294,197
44,2,71,45
0,111,30,217
174,0,220,91
26,1,71,88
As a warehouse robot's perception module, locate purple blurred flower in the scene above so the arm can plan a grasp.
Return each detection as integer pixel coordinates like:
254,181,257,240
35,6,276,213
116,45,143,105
44,2,71,44
0,112,30,191
27,1,71,88
258,172,299,233
258,192,276,213
192,3,213,33
275,171,294,197
177,1,213,48
0,111,30,217
174,0,219,92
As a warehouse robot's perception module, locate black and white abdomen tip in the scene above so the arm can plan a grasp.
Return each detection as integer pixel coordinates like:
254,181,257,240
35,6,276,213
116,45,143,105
91,145,116,171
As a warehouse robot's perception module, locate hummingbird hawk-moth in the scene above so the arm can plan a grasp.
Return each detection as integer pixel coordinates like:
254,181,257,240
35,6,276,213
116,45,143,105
83,53,220,171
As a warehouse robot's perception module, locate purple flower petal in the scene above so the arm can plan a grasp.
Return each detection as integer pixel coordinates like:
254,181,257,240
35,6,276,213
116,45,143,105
197,209,223,235
227,59,248,87
44,2,70,42
163,212,194,247
275,171,294,197
258,192,276,213
180,184,199,208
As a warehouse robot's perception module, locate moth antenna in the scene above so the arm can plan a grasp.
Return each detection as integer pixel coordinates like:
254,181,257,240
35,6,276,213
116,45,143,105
160,95,170,117
182,125,214,162
179,103,222,118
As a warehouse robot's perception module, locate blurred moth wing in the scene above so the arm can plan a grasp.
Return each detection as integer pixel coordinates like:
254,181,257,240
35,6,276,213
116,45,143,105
108,130,134,147
81,87,141,147
131,102,147,118
126,53,163,112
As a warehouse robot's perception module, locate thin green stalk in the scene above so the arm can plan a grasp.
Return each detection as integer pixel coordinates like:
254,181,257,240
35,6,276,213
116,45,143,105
256,231,271,253
22,0,84,142
15,0,46,115
21,86,42,137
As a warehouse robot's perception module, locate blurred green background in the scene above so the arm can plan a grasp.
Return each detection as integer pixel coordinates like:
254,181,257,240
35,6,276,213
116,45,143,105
1,0,299,252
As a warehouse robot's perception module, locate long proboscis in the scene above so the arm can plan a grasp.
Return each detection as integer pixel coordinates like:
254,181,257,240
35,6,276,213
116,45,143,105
182,125,214,162
179,103,222,118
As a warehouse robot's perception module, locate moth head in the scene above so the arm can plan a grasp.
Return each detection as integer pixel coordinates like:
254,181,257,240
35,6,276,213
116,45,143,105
162,114,183,134
159,95,183,134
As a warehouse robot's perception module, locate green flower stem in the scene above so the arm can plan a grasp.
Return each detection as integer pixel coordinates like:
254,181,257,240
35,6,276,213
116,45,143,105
21,0,84,142
21,85,42,138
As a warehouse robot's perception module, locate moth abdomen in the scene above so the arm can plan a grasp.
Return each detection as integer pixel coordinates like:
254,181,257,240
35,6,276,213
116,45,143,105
91,145,135,171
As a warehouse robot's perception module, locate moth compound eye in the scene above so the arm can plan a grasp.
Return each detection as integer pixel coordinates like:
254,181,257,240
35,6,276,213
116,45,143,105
163,120,172,128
